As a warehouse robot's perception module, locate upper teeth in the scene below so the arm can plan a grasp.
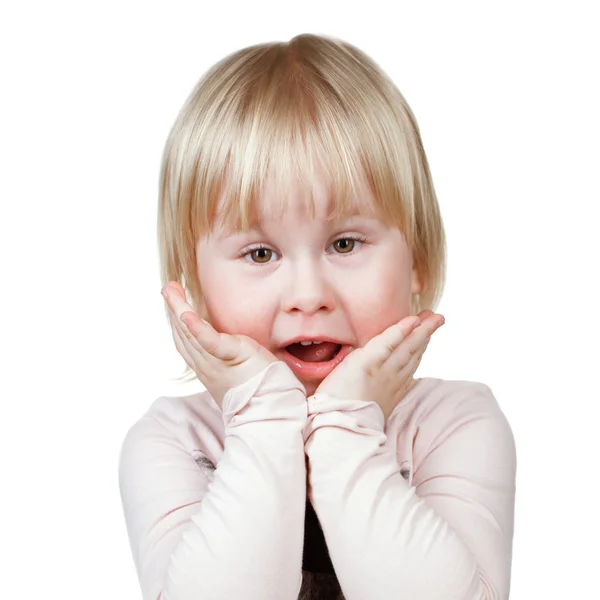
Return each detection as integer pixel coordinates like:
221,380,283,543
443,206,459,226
299,340,324,346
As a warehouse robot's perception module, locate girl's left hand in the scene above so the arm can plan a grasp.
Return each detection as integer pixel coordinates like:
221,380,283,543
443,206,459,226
313,310,445,422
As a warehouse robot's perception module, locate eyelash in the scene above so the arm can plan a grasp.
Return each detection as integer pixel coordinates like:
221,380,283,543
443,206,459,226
239,234,369,266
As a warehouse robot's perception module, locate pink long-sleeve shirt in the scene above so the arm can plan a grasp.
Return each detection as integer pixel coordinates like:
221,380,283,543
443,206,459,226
118,360,517,600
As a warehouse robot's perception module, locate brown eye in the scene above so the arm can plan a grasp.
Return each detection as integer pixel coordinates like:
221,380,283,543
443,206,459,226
333,238,355,253
251,248,273,263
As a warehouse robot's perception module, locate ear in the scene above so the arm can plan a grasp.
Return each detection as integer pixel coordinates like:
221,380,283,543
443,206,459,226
411,264,423,295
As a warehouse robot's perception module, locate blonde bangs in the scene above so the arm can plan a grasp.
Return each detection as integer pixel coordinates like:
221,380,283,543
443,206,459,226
169,36,422,242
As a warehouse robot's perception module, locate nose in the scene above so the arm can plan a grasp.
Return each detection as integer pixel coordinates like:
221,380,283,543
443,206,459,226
281,258,335,315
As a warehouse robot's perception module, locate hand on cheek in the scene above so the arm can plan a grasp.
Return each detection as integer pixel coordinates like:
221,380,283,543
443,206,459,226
314,310,445,421
161,282,283,408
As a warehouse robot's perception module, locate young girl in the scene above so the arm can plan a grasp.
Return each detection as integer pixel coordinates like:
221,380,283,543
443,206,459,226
118,33,517,600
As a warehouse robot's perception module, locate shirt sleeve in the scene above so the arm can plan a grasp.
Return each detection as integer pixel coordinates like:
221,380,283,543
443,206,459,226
302,384,517,600
118,361,308,600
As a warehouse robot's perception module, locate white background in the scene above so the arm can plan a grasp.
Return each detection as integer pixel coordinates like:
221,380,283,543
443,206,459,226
2,1,598,598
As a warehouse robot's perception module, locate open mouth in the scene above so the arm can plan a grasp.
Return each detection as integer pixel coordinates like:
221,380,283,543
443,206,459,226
284,341,342,363
278,342,353,382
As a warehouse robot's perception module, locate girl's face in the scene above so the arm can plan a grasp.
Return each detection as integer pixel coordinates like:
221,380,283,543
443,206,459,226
195,171,422,397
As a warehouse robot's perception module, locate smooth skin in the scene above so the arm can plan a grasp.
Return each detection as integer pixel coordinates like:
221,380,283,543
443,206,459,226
162,281,444,420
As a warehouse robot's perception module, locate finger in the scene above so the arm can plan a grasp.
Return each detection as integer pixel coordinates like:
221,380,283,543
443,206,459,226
179,311,222,356
169,281,186,297
388,331,431,375
367,317,422,368
180,311,242,362
164,282,188,303
164,287,212,371
407,335,430,373
164,285,196,325
167,304,215,366
163,288,213,359
387,315,442,373
398,314,442,356
169,311,197,369
390,342,429,401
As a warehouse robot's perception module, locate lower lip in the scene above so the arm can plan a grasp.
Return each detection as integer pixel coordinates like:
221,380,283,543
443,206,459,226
278,344,354,381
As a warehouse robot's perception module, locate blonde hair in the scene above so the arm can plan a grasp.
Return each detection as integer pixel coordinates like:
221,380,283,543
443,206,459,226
157,33,447,383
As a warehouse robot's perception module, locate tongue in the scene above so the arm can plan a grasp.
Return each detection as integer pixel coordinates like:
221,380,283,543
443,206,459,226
286,342,341,363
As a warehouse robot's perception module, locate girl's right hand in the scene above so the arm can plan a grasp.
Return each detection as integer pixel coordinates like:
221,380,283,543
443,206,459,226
162,282,281,409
